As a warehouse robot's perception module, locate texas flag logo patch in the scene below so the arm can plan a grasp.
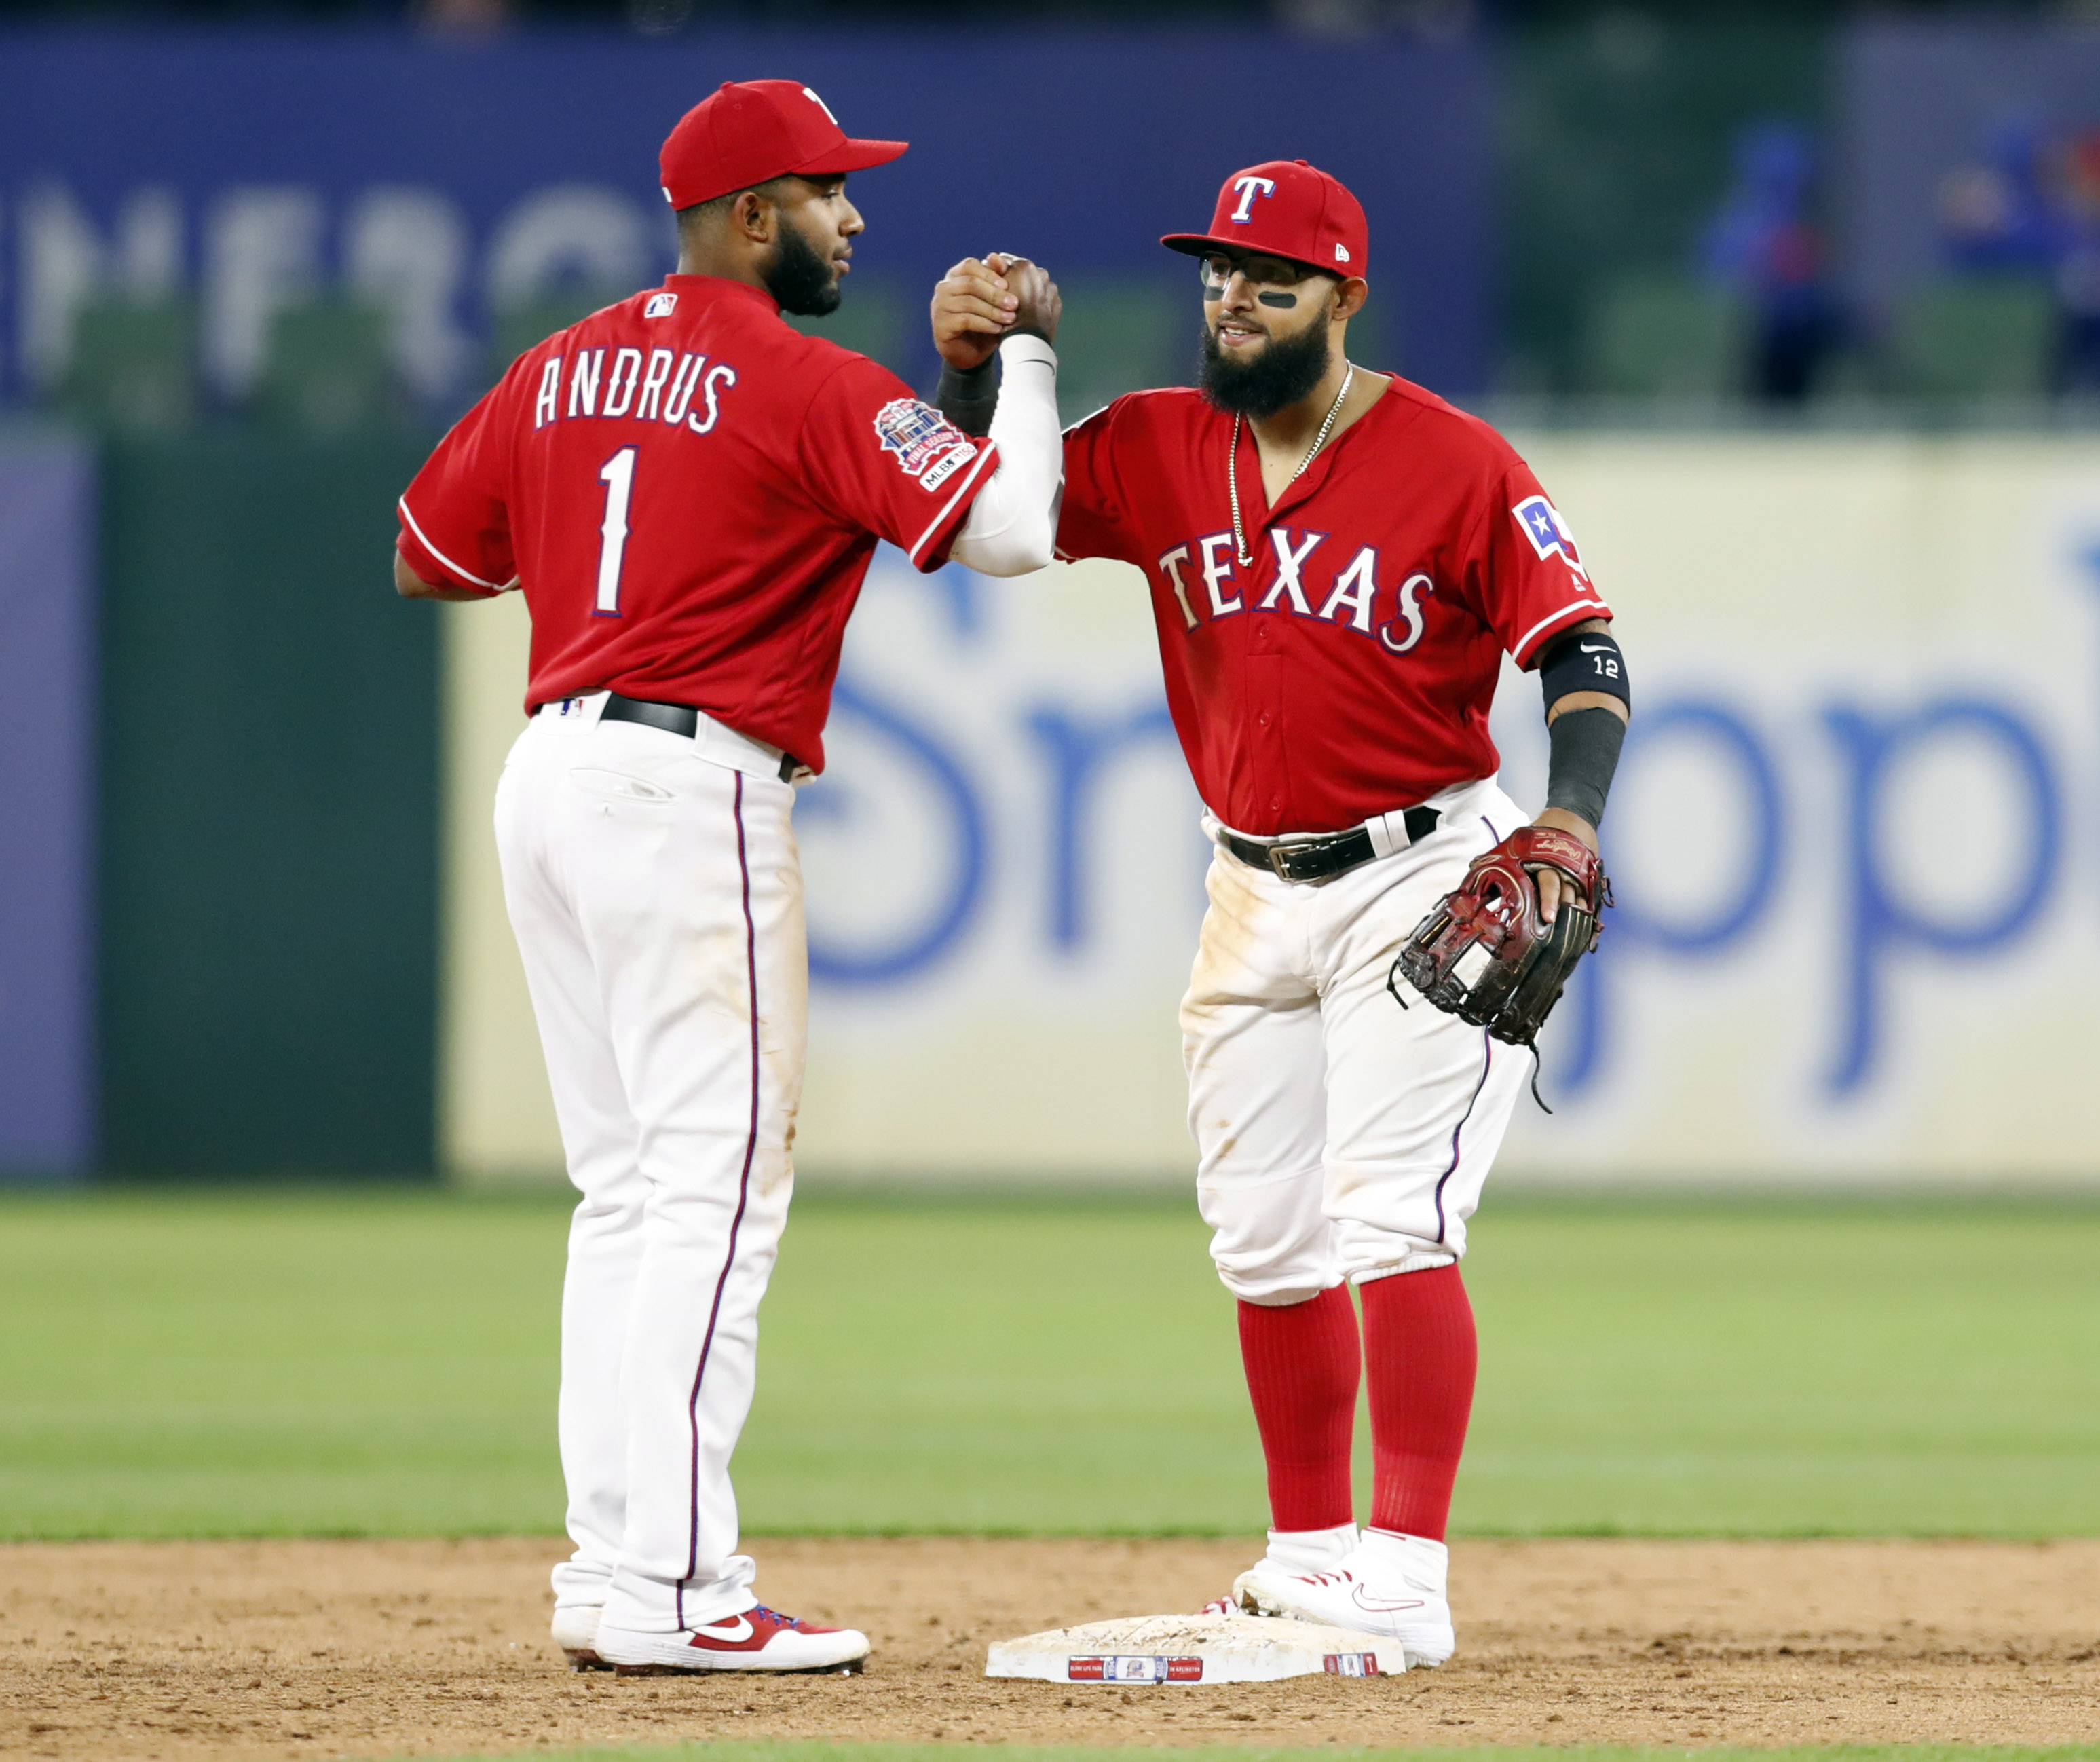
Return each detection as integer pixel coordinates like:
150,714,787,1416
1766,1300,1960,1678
874,398,978,493
1513,494,1587,579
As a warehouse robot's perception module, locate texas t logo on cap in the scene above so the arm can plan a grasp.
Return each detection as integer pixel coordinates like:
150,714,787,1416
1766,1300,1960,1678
1229,175,1277,223
1162,158,1370,278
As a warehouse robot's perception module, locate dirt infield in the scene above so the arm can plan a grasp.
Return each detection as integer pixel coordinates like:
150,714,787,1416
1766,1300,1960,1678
3,1537,2097,1759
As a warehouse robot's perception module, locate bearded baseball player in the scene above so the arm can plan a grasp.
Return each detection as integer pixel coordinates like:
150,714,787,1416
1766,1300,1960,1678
934,158,1628,1667
394,80,1062,1675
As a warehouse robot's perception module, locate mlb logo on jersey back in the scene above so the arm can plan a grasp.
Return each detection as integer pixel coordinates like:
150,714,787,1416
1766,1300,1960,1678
644,293,679,318
1512,493,1586,578
873,397,978,493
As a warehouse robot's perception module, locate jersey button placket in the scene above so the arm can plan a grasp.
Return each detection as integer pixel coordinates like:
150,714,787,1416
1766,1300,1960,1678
1247,605,1286,829
1262,689,1286,823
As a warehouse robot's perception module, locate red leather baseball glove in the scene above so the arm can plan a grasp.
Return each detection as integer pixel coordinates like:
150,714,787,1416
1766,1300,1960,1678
1391,826,1609,1051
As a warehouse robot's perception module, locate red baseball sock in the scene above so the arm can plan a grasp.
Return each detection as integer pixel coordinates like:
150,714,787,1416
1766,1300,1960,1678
1236,1285,1360,1533
1361,1262,1477,1541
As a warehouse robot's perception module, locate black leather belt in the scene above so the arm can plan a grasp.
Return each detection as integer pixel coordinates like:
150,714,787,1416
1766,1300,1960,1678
1222,805,1441,884
597,692,803,783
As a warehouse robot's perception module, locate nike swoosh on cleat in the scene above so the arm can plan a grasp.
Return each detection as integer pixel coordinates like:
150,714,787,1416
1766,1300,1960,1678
691,1616,755,1644
1350,1590,1429,1613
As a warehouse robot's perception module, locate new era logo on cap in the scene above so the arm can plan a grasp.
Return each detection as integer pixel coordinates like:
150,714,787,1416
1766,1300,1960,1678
1161,157,1370,278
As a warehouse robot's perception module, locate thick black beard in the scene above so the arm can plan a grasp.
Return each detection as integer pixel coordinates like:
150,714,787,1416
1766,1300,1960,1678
765,217,841,317
1199,314,1334,419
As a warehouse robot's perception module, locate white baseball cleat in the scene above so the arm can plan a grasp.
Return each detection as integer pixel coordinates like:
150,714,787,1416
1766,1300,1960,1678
1233,1530,1455,1668
551,1604,609,1672
1204,1521,1357,1614
1218,1520,1360,1621
595,1605,871,1674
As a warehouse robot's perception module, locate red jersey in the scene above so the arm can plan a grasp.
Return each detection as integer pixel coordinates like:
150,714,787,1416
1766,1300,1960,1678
1055,376,1612,836
396,274,995,771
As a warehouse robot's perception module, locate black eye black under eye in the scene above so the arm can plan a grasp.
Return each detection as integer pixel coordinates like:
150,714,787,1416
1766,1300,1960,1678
1256,290,1298,308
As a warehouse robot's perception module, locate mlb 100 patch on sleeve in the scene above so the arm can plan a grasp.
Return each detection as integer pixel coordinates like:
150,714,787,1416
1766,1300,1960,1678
873,398,979,492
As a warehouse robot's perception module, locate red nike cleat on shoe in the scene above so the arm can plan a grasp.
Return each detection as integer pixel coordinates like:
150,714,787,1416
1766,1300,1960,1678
597,1605,871,1674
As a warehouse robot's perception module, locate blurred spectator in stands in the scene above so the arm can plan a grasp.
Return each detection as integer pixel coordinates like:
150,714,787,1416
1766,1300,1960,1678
2057,128,2100,395
1938,112,2100,397
418,0,509,35
1938,115,2061,274
1699,119,1843,405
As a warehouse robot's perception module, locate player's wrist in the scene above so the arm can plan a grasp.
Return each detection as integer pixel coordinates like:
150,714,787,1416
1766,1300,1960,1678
935,358,998,438
1541,706,1624,838
1529,806,1598,852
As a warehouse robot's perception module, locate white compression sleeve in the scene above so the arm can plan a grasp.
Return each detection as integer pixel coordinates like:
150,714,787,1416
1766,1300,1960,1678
947,334,1062,577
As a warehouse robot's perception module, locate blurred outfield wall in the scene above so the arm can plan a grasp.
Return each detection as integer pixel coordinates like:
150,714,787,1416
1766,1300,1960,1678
0,437,95,1176
445,431,2100,1188
14,19,2100,1184
0,431,440,1182
0,27,1489,409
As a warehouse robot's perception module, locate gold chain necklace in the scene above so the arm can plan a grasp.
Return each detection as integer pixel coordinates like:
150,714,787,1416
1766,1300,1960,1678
1229,362,1355,568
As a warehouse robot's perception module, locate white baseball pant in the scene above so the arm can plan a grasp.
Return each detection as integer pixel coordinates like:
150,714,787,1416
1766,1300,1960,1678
1183,778,1533,1306
494,694,804,1636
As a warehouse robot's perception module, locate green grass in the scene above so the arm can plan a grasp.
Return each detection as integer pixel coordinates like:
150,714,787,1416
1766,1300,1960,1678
0,1188,567,1537
0,1189,2096,1540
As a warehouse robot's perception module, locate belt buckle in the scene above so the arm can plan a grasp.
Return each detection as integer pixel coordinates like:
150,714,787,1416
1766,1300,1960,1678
1267,840,1317,883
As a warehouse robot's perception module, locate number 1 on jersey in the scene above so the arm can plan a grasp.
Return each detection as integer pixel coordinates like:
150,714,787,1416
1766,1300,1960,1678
595,447,637,616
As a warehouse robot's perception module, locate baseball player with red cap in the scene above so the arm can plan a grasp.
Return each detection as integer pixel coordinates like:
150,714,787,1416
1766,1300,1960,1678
935,159,1630,1666
396,79,1064,1675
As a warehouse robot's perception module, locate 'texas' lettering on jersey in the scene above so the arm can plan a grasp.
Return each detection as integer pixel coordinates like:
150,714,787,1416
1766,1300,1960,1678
529,346,739,436
1155,528,1439,656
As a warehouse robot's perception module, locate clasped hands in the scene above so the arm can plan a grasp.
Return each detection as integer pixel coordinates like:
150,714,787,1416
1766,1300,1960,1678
930,253,1062,371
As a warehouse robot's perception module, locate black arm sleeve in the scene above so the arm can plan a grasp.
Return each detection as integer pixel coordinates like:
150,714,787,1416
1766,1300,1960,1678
1544,706,1626,829
935,328,1054,439
935,358,997,437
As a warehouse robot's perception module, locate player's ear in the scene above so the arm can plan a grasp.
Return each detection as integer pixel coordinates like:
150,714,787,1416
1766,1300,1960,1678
1331,276,1370,323
733,188,777,246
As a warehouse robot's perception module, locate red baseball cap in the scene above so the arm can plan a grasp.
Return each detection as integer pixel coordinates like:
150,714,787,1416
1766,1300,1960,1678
1161,159,1369,277
659,80,907,210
